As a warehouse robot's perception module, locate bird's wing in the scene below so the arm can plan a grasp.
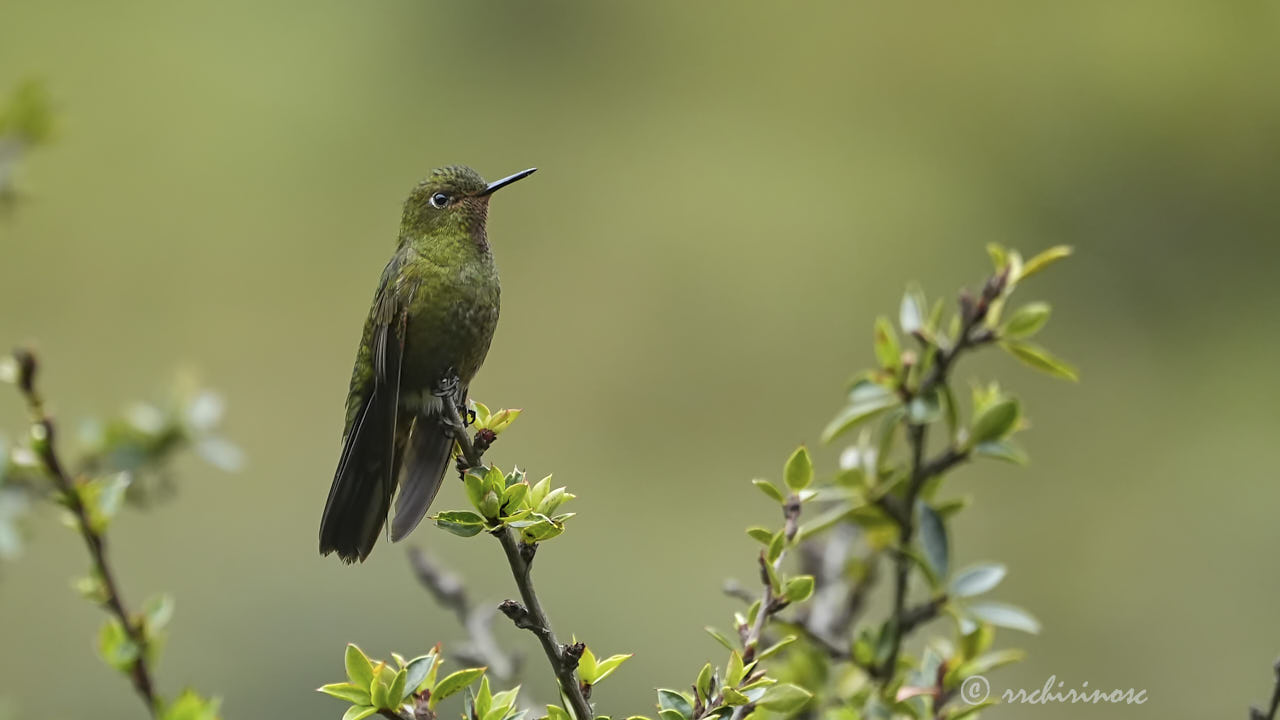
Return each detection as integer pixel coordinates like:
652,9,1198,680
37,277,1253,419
319,255,409,562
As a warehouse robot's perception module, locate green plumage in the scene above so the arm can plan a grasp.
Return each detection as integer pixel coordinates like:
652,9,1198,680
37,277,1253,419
320,165,534,563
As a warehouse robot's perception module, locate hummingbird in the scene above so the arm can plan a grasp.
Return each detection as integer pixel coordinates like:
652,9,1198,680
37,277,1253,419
319,165,536,563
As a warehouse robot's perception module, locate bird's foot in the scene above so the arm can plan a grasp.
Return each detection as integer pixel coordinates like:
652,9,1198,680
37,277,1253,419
432,373,461,399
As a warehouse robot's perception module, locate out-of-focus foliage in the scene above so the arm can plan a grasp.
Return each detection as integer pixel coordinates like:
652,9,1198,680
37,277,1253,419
0,79,54,203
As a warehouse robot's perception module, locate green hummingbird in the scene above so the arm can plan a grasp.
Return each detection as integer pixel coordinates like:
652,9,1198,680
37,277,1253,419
319,165,536,563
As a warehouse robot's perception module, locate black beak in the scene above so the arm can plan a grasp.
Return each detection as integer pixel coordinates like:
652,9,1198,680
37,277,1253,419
478,167,537,196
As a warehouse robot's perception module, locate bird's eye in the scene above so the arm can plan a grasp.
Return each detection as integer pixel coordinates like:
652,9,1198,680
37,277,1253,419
430,192,450,208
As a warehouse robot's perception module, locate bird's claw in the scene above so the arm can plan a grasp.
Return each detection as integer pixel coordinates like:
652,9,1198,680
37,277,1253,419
432,373,461,398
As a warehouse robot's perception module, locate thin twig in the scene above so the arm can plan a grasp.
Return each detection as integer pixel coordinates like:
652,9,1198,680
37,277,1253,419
11,348,159,716
407,548,520,682
879,273,1004,683
439,393,594,720
1251,658,1280,720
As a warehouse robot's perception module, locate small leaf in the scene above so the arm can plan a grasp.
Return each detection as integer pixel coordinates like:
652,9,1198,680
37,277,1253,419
966,601,1041,634
695,663,714,699
142,593,175,634
1000,340,1079,381
345,644,374,689
956,648,1026,678
783,576,815,604
591,653,633,685
757,635,797,660
970,398,1019,445
916,501,949,582
974,440,1028,464
388,668,407,708
342,707,378,720
318,683,371,705
577,645,599,683
1019,245,1073,280
721,688,749,706
402,653,436,694
783,446,813,491
757,684,812,712
98,618,139,672
704,627,735,651
430,667,487,709
546,705,571,720
949,563,1007,598
726,649,745,685
900,285,926,334
657,689,693,719
751,478,784,504
435,510,487,537
873,316,901,371
1004,302,1051,338
822,381,899,444
745,526,774,544
986,243,1007,271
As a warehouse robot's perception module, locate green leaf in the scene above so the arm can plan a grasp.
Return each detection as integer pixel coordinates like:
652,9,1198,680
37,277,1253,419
751,478,784,504
949,563,1007,598
577,645,599,683
657,689,694,719
726,649,745,685
388,668,408,708
341,706,378,720
142,593,175,635
986,243,1007,271
822,381,899,444
658,711,686,720
783,575,815,604
956,648,1026,678
501,482,529,514
546,705,571,720
475,675,492,719
974,440,1028,464
721,688,750,706
757,684,812,712
695,663,714,699
766,531,785,563
97,618,139,672
318,683,371,705
757,635,797,661
345,644,374,689
873,316,901,371
430,667,486,709
464,471,488,509
966,601,1041,634
705,626,735,651
161,691,221,720
1019,245,1073,280
900,285,926,334
370,663,394,709
591,653,633,685
745,526,774,544
1000,340,1079,381
402,653,436,694
970,398,1019,445
916,501,949,582
489,686,521,717
783,446,812,491
435,510,487,537
795,501,856,543
1004,302,1051,338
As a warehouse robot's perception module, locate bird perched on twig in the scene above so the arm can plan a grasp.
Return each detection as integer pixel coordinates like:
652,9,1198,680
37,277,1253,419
319,165,536,563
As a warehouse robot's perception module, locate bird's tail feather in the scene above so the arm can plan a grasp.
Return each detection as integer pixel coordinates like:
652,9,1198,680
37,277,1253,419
390,416,454,542
319,400,403,563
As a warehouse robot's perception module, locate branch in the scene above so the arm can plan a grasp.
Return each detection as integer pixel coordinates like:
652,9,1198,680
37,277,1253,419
407,547,520,682
879,272,1003,683
728,495,801,720
10,348,159,716
440,393,594,720
1251,658,1280,720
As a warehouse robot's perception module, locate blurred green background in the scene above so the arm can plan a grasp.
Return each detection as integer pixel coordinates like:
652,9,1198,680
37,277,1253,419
2,2,1279,718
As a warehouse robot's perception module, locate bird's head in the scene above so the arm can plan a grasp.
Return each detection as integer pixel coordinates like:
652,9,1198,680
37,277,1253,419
401,165,536,247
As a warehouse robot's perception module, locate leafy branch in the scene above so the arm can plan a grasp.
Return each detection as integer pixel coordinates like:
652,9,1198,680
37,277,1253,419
440,393,595,720
8,349,160,715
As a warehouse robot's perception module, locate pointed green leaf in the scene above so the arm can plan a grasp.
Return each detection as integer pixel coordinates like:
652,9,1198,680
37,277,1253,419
1019,245,1073,280
318,683,372,705
757,635,797,661
430,667,487,709
388,668,407,708
966,601,1041,634
345,645,374,689
402,653,436,695
757,683,812,712
956,648,1026,679
1000,340,1079,381
916,501,949,582
704,627,735,651
974,440,1028,464
970,398,1019,445
97,618,139,672
435,510,486,537
751,478,784,504
745,526,774,544
695,663,714,699
873,316,901,371
721,688,749,706
949,563,1007,598
342,706,378,720
783,446,813,491
1004,302,1051,338
657,689,693,719
821,381,899,444
783,576,815,604
591,653,633,685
